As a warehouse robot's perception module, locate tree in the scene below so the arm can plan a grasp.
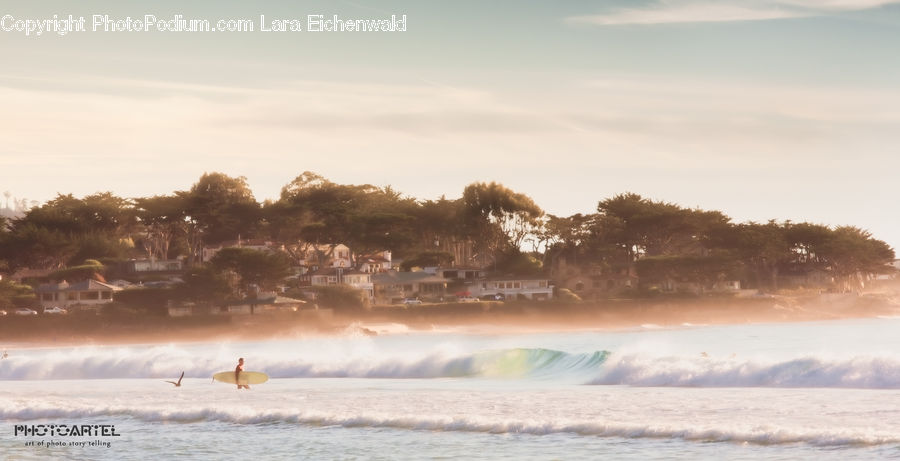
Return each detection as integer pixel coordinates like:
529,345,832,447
636,253,741,292
183,172,260,247
597,193,722,260
728,221,792,291
0,279,37,309
210,248,293,297
0,193,136,270
48,259,106,283
275,172,419,264
177,266,233,305
0,223,74,270
819,226,894,290
462,182,544,267
134,194,189,260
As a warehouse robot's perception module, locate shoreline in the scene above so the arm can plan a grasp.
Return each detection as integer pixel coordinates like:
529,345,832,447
2,294,898,348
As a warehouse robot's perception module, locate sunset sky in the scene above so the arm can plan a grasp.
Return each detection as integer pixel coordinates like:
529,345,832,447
2,1,899,248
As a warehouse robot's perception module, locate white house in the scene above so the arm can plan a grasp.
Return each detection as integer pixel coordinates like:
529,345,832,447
35,280,121,308
466,277,553,300
310,267,374,300
371,271,449,303
202,239,282,262
126,258,183,273
358,251,392,273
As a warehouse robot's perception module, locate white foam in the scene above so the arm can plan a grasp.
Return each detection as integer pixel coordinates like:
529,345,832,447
590,354,900,388
1,404,894,447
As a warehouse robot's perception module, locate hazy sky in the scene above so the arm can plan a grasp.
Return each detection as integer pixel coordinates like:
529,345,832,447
2,1,899,248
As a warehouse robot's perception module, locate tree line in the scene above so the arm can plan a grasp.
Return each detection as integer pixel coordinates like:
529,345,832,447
0,172,894,305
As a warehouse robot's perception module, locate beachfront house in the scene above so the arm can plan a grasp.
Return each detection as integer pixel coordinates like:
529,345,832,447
35,280,121,309
201,239,283,263
372,271,449,303
310,267,375,300
124,258,184,273
465,276,553,300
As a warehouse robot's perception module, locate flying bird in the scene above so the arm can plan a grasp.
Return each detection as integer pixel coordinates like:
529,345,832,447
165,371,185,387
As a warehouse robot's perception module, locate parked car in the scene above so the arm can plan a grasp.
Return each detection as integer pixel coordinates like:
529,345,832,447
14,308,38,316
0,310,7,316
43,306,68,315
481,294,505,301
402,298,423,305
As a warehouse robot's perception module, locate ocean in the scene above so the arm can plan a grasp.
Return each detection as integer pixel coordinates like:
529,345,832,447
2,318,899,460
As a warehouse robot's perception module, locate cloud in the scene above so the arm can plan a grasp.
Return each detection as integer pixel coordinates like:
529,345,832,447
2,72,899,208
566,0,900,25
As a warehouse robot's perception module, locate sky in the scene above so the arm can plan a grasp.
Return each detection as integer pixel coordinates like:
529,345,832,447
1,0,899,248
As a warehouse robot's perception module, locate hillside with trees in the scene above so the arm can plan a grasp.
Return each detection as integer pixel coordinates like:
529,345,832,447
0,173,895,310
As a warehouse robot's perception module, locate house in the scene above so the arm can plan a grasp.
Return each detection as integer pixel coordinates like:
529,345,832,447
295,244,352,269
202,239,283,262
436,267,484,281
125,258,183,273
35,280,121,308
357,251,392,273
466,276,553,300
371,271,449,303
310,267,374,300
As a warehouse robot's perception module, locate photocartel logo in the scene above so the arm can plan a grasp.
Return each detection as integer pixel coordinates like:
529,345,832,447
14,424,121,437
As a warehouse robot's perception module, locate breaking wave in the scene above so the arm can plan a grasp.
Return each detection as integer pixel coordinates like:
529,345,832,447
2,404,895,447
0,345,608,381
2,343,899,388
589,354,900,389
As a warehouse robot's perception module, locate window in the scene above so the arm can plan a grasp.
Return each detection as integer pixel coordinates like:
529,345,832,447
82,291,100,300
514,282,521,289
42,293,54,301
102,292,112,300
67,292,78,301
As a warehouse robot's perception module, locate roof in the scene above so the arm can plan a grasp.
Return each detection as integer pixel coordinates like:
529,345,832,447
478,275,551,282
256,295,307,305
36,280,120,293
372,271,448,284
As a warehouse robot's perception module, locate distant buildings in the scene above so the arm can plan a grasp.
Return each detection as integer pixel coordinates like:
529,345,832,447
35,280,121,309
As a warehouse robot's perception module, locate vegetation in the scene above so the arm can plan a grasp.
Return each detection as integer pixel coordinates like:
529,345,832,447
0,279,37,309
310,285,370,311
0,174,895,303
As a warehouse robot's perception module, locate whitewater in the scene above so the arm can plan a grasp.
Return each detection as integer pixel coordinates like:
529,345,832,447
2,318,899,460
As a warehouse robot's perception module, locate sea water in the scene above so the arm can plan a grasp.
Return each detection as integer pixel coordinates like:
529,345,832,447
1,318,899,460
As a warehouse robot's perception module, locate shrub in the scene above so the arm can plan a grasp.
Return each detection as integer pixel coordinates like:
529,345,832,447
311,285,370,311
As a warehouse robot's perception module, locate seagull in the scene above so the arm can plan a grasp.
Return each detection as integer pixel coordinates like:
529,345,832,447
165,371,184,387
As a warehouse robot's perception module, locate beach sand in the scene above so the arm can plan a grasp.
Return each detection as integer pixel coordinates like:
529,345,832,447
2,292,898,348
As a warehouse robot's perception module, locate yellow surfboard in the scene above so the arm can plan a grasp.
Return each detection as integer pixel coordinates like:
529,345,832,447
212,371,269,385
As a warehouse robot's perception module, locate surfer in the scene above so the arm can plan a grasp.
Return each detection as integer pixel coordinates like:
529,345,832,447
235,358,250,390
165,371,184,387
